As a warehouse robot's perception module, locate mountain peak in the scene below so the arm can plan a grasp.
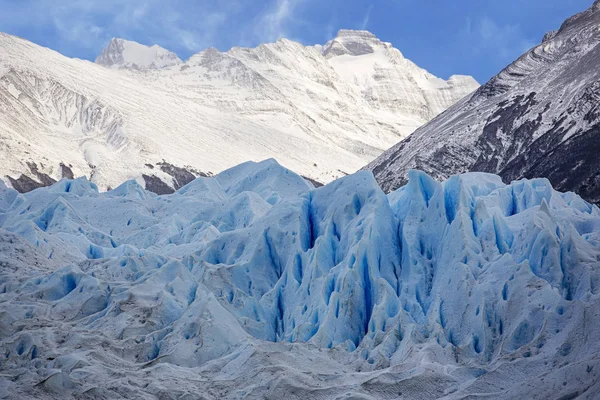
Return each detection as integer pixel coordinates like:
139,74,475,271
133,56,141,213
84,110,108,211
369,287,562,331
322,29,386,58
95,38,181,70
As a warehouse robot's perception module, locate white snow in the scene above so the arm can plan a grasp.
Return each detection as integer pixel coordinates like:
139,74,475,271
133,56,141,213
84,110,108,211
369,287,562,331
1,161,599,399
0,30,479,191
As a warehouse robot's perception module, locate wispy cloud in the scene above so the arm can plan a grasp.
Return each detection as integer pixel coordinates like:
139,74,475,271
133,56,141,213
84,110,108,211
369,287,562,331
0,0,325,59
256,0,306,42
461,16,536,61
0,0,243,58
361,4,374,30
325,22,337,42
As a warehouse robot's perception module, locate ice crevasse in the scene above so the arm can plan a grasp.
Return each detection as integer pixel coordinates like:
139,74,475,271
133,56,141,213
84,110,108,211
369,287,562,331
1,159,600,397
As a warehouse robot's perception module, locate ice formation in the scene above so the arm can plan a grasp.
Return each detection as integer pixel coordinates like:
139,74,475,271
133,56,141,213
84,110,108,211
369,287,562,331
1,160,599,399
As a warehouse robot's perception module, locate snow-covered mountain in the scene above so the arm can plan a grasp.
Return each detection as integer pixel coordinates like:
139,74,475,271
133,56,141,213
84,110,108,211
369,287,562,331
1,161,599,399
322,30,477,121
95,38,182,70
0,30,478,194
367,1,600,205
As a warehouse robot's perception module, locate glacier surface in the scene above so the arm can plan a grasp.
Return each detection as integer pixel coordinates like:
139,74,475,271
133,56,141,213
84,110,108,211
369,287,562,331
1,160,600,399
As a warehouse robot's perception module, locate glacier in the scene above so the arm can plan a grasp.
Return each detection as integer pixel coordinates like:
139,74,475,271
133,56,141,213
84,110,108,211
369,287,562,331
1,160,600,399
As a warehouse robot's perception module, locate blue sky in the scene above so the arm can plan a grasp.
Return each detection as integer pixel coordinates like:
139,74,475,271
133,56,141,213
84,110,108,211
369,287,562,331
0,0,593,83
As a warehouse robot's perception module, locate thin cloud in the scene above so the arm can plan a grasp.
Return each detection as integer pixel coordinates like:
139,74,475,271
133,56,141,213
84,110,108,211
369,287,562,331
461,16,536,61
258,0,306,42
1,0,321,58
325,22,336,42
0,0,238,58
361,5,374,30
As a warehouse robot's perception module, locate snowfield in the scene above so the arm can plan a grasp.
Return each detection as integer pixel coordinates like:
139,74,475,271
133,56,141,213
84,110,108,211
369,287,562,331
0,30,478,193
1,160,600,399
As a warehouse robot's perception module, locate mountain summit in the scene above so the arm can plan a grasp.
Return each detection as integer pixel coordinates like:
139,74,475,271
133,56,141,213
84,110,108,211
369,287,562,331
319,29,479,121
95,38,182,70
366,1,600,205
321,29,384,57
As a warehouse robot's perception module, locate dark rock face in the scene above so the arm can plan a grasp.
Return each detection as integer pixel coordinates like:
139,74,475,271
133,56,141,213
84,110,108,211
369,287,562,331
6,162,57,193
301,176,324,188
60,163,74,180
142,174,175,195
365,2,600,205
471,93,541,173
157,162,199,190
26,162,56,187
502,124,600,205
6,174,46,193
140,161,213,195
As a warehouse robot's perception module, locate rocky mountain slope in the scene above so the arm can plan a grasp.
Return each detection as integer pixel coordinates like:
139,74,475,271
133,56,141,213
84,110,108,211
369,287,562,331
0,30,478,194
366,1,600,205
1,161,599,399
